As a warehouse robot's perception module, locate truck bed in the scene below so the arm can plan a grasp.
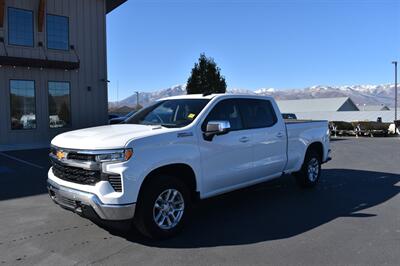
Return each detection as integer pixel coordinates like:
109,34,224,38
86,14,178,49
284,119,329,174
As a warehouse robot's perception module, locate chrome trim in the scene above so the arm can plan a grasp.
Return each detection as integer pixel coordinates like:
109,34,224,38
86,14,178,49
76,149,125,155
206,120,231,134
47,179,135,220
50,146,131,169
50,153,101,170
51,145,126,155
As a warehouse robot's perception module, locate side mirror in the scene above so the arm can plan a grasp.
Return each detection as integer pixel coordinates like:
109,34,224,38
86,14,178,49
204,120,231,141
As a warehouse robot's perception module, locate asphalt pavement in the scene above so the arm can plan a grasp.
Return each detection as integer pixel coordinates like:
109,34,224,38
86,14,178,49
0,137,399,265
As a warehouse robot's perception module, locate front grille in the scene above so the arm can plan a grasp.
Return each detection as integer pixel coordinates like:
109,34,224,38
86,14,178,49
51,159,101,185
108,175,122,192
67,152,96,161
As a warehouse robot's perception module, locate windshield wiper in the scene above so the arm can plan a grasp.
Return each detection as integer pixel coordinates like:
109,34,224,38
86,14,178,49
160,123,181,128
136,122,185,128
140,122,160,126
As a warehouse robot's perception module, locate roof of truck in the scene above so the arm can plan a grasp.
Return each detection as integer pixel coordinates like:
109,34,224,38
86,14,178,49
159,94,218,100
159,93,274,101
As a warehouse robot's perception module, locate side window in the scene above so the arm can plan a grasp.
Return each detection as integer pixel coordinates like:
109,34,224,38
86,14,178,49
202,99,243,131
8,8,34,47
48,82,71,128
239,99,277,129
10,80,36,130
47,14,69,50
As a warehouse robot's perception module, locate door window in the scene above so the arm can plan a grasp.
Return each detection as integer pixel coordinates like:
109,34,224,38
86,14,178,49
239,99,277,129
202,99,244,131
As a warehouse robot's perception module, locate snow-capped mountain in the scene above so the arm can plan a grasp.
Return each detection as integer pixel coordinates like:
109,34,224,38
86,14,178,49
109,84,187,109
254,88,276,94
109,84,396,109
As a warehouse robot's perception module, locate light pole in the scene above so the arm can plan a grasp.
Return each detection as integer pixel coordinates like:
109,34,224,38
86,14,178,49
392,61,398,129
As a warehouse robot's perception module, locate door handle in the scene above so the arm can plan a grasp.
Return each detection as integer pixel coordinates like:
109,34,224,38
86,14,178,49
239,136,250,143
276,132,284,138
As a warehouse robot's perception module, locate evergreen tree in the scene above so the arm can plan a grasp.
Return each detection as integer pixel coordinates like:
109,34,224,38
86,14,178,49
186,53,227,95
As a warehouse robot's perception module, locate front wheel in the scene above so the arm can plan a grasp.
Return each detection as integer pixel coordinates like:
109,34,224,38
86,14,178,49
134,175,191,239
294,150,321,188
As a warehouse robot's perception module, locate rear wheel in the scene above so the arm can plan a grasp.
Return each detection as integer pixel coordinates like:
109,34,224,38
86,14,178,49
134,175,191,239
294,150,321,188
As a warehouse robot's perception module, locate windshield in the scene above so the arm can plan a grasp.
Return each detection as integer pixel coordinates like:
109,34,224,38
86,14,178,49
125,99,210,128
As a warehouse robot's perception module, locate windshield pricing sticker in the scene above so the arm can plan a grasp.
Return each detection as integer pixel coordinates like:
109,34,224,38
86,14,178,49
188,113,196,119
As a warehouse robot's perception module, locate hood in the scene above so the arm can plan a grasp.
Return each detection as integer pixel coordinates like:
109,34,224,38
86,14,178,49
51,124,167,150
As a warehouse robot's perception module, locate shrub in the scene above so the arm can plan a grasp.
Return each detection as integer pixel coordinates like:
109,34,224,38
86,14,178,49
352,121,390,131
329,121,354,131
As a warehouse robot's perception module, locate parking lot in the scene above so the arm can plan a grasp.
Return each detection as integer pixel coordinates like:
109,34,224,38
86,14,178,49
0,137,399,265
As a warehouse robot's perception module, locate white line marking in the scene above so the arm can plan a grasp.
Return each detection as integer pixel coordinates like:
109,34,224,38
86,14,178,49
0,152,44,169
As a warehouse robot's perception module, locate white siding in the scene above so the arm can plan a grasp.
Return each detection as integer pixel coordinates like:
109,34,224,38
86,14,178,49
294,110,399,123
277,97,360,113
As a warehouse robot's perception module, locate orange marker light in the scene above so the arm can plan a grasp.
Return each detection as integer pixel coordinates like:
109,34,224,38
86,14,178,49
125,149,133,161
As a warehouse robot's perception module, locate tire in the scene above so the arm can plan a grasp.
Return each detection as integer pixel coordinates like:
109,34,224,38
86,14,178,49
294,149,321,188
134,175,191,239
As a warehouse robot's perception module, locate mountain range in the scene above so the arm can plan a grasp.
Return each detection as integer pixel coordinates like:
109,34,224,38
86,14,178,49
109,84,397,109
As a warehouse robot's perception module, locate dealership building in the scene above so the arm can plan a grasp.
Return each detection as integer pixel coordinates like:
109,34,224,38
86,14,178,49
277,97,398,123
0,0,126,150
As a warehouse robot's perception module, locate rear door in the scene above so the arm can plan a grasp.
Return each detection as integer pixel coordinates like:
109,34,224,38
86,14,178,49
239,98,287,180
198,99,255,195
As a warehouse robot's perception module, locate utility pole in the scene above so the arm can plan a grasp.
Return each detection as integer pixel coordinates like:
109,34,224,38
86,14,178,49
135,91,139,110
392,61,398,131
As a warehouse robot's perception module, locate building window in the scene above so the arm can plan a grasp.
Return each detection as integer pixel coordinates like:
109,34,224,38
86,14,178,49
47,14,69,50
10,80,36,130
8,8,34,47
48,82,71,128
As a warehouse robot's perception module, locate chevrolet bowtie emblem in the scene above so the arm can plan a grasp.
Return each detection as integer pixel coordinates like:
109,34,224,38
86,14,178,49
56,151,66,160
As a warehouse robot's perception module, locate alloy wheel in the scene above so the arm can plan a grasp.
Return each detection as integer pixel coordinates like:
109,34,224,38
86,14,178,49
152,189,185,230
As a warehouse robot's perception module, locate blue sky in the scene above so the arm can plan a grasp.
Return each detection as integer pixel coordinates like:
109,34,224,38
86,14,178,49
107,0,400,101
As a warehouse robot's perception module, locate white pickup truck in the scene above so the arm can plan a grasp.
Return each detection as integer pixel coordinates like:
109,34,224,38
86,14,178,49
47,94,331,239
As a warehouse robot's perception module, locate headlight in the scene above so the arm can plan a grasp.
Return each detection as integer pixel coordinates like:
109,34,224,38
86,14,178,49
95,149,133,162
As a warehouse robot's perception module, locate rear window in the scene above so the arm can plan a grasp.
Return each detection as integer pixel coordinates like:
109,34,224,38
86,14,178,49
239,99,277,129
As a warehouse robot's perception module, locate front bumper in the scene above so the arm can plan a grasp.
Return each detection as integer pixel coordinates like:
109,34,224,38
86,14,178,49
47,178,135,221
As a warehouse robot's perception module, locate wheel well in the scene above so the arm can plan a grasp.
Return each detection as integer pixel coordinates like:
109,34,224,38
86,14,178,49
307,142,323,161
139,163,197,199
